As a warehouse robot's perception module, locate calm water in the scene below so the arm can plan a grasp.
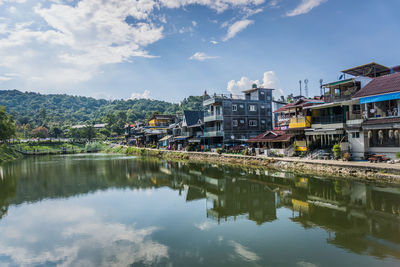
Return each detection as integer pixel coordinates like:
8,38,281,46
0,154,399,267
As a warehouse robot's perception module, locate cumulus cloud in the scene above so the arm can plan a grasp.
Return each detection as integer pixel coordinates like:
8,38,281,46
130,90,151,99
286,0,327,17
0,0,266,90
189,52,219,61
227,71,284,96
223,19,253,41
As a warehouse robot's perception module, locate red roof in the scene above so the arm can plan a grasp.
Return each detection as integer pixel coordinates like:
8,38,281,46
247,131,294,143
353,72,400,98
274,103,294,113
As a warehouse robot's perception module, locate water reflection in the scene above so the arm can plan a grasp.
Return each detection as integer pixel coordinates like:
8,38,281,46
0,154,400,265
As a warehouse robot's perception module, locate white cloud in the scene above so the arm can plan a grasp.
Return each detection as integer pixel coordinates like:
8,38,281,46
210,40,219,45
130,90,151,99
286,0,327,17
160,0,265,13
223,19,253,41
227,76,259,95
189,52,219,61
227,71,284,95
0,0,266,90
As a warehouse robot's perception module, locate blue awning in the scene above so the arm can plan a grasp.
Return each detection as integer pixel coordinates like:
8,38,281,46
360,91,400,104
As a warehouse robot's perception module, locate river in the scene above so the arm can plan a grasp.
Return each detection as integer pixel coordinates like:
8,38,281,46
0,154,399,266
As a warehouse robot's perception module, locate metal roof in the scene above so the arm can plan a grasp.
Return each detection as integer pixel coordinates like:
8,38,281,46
341,62,391,77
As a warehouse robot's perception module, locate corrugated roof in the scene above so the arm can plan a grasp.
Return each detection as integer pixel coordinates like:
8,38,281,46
353,72,400,98
362,117,400,125
247,131,294,143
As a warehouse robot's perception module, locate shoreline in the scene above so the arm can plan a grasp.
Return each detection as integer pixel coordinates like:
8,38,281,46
113,146,400,183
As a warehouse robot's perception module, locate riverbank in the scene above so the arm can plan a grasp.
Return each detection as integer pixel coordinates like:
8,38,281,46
0,144,22,163
109,146,400,183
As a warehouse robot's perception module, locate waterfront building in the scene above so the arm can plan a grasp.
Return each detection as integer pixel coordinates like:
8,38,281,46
352,70,400,159
181,110,204,146
203,84,273,148
272,99,287,129
286,98,324,151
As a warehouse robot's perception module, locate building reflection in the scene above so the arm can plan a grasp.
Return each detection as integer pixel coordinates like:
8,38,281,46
0,156,399,259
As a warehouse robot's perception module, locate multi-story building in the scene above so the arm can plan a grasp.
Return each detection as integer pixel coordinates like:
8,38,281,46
203,84,273,147
352,70,400,159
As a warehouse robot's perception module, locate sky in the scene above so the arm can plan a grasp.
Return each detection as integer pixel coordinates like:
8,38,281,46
0,0,400,102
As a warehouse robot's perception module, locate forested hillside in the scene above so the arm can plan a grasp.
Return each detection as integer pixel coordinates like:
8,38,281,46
0,90,203,128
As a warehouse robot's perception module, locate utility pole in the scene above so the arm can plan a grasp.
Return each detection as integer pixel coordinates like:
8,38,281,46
299,80,302,97
319,79,323,96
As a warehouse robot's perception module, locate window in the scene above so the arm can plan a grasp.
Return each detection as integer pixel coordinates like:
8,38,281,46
351,132,360,138
232,120,238,127
249,105,256,112
232,104,237,111
239,104,244,108
267,96,271,101
261,91,265,95
240,119,245,124
261,120,266,124
352,104,361,114
249,120,258,126
261,105,265,109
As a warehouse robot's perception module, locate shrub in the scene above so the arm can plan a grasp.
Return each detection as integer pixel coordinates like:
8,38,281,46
343,152,351,161
216,148,223,155
332,144,341,159
396,152,400,158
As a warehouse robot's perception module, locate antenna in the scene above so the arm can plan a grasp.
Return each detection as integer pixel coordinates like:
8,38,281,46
299,80,302,97
319,79,323,96
304,79,309,97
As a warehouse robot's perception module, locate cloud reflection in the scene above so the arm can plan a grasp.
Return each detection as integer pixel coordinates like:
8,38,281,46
0,202,168,266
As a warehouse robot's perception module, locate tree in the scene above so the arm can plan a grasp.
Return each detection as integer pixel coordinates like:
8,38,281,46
0,106,16,143
31,126,49,139
81,124,96,141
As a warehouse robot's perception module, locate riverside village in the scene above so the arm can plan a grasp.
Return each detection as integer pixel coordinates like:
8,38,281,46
124,62,400,163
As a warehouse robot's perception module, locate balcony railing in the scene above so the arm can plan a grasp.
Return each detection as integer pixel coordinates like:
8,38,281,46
203,94,245,106
289,116,311,129
312,115,344,124
204,126,224,137
204,112,223,122
323,95,352,103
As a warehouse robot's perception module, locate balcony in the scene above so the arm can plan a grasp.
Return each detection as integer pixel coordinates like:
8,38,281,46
204,126,224,137
289,116,311,129
204,112,224,122
203,94,245,106
311,115,344,125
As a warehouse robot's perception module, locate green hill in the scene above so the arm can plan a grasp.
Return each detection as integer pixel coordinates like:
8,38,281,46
0,90,204,128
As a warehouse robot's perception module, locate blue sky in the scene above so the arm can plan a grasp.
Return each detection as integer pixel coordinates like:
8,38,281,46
0,0,399,102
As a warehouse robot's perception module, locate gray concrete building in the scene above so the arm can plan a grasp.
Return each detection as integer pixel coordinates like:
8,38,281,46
203,84,273,147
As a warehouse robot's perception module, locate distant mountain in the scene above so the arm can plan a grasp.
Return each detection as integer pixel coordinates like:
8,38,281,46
0,90,203,128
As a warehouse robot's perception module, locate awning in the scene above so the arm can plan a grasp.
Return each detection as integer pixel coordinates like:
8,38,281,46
158,135,172,142
305,129,344,136
304,99,355,109
360,91,400,104
174,136,189,141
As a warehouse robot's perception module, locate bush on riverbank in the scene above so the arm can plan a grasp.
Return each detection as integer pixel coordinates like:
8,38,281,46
15,142,85,153
0,145,22,163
